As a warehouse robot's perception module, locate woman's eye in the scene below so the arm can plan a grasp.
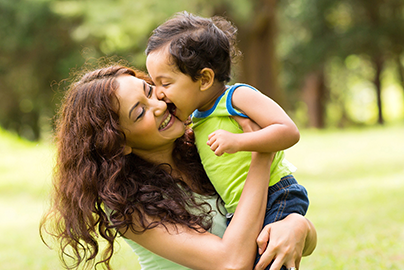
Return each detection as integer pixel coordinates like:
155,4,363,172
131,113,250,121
147,85,153,97
162,83,170,87
136,108,145,121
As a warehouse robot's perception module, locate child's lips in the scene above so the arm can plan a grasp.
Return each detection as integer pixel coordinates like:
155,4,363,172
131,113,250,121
167,103,176,114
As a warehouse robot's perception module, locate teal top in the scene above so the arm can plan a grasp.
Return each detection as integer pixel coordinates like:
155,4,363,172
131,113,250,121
122,194,227,270
192,83,296,213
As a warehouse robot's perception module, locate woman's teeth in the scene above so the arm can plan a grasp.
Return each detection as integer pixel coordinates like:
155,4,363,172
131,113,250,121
159,113,172,130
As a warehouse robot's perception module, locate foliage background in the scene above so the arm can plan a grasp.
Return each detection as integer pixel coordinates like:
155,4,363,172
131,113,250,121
0,0,403,140
0,0,403,269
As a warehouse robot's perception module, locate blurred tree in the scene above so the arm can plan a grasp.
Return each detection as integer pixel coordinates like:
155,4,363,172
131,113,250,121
52,0,288,105
343,0,404,125
0,0,83,140
279,0,404,127
49,0,203,69
0,0,309,138
206,0,286,107
279,0,350,128
2,0,402,139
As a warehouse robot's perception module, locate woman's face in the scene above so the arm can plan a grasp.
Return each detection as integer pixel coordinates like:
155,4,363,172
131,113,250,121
115,74,185,156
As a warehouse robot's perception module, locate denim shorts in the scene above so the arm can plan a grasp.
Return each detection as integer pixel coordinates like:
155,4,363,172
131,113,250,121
256,175,309,270
225,175,309,224
264,174,309,224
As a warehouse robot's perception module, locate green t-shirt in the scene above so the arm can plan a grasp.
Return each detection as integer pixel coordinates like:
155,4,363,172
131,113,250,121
192,84,296,213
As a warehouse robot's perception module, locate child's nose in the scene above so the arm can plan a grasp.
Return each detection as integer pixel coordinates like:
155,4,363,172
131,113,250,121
155,86,166,101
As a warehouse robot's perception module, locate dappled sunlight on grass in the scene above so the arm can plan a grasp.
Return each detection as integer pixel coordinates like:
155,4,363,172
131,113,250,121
1,125,403,269
0,129,139,270
286,125,404,269
0,195,61,270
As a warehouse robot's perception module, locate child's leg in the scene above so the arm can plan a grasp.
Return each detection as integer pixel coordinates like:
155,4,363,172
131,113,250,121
254,175,309,270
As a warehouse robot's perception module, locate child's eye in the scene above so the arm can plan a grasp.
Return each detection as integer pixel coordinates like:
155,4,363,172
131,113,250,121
162,83,170,87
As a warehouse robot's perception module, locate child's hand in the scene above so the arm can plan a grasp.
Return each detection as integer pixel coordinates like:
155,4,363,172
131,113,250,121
207,129,240,156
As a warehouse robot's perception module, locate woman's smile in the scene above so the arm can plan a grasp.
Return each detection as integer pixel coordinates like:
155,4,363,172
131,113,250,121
115,74,185,152
158,111,174,131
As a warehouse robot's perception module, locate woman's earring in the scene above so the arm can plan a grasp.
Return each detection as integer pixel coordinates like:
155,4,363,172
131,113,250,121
123,145,132,155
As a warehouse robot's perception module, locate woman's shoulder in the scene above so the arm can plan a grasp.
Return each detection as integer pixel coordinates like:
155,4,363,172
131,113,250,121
193,194,227,237
123,193,227,270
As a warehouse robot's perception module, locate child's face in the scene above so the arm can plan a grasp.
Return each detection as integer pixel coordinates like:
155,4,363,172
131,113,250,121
146,47,203,122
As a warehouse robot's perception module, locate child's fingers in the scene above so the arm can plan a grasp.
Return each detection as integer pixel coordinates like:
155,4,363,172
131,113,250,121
209,141,218,151
208,141,223,156
214,147,224,156
207,135,216,146
208,132,216,140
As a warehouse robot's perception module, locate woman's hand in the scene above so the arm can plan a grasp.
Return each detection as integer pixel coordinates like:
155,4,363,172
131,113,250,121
232,116,261,133
254,214,317,270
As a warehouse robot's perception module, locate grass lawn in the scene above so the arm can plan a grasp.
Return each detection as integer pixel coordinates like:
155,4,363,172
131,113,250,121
288,125,404,269
0,125,403,269
0,129,138,270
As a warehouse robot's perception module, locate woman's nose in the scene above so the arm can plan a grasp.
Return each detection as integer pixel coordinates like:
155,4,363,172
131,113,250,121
151,95,167,116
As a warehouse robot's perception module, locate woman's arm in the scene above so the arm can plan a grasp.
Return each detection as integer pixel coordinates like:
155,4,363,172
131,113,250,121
254,214,317,270
122,151,274,270
234,116,317,270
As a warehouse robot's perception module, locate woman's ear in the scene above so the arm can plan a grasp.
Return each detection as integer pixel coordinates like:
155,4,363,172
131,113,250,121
199,68,215,91
122,145,132,155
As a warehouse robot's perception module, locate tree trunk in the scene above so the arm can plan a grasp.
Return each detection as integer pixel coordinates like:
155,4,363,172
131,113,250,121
373,56,384,125
396,55,404,98
302,69,327,128
236,0,286,108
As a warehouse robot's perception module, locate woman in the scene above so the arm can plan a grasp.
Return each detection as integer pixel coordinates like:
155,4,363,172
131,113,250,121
40,64,316,270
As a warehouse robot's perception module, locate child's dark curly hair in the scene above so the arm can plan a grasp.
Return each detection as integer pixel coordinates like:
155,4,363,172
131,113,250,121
146,11,241,83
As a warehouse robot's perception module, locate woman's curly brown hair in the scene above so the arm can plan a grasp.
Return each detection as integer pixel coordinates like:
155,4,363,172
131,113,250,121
40,65,217,269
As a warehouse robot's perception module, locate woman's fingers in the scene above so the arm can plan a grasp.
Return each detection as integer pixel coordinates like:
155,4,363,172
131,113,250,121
256,224,271,255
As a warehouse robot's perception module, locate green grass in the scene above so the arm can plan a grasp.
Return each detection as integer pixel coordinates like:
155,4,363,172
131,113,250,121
0,129,138,270
1,125,403,269
287,125,404,269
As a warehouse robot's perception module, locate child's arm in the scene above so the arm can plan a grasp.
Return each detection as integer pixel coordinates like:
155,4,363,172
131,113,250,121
207,86,299,156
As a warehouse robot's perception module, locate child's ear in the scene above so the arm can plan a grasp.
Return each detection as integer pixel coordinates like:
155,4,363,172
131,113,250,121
199,68,215,91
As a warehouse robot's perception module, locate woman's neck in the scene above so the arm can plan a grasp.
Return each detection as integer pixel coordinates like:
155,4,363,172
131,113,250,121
132,142,200,192
132,144,176,168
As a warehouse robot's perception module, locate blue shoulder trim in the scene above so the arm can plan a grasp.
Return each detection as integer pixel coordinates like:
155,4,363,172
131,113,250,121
192,90,226,118
226,83,258,117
